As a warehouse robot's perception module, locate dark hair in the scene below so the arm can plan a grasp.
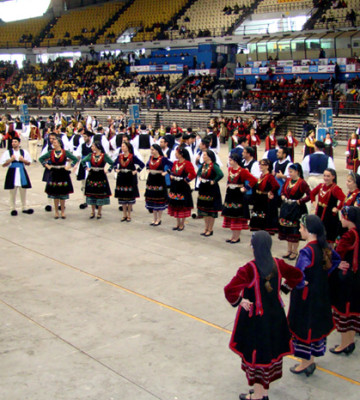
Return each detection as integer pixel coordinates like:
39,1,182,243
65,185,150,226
205,149,216,163
177,145,191,161
277,138,287,147
260,158,272,173
201,138,211,148
300,214,331,269
244,146,255,157
93,140,104,153
239,136,248,145
152,144,164,157
289,163,304,179
229,152,242,165
325,168,337,183
123,141,133,154
315,140,325,149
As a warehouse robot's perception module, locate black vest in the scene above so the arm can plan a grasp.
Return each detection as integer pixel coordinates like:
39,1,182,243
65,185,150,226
139,134,151,149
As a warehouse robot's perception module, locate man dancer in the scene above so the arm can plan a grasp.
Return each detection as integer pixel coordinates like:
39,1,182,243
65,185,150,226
1,137,33,216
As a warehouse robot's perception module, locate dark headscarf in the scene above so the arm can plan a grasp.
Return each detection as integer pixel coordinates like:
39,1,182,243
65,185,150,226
289,163,304,179
229,152,242,166
341,206,360,233
251,231,274,279
206,149,216,163
300,214,332,270
300,214,328,250
152,144,164,157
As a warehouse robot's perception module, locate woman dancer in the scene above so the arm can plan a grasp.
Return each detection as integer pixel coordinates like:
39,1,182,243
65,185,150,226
303,130,315,158
329,206,360,355
250,159,280,235
222,153,257,243
114,142,144,222
345,132,360,171
344,172,360,207
279,163,310,260
285,129,298,162
197,149,224,237
145,144,173,226
310,168,345,244
81,141,114,219
168,146,196,231
288,215,341,376
39,137,78,219
225,231,303,400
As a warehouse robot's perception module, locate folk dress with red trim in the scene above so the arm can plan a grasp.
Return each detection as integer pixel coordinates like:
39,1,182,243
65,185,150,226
197,162,223,215
278,178,310,242
222,167,257,231
43,149,76,198
288,241,341,343
330,228,360,332
145,156,173,211
250,173,280,233
246,134,261,160
285,136,299,161
168,160,196,218
311,183,345,243
225,259,303,388
83,152,113,199
265,135,277,151
114,153,145,204
344,189,360,207
346,138,360,171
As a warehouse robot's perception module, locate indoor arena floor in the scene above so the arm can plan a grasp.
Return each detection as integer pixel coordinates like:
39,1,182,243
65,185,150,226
0,140,359,400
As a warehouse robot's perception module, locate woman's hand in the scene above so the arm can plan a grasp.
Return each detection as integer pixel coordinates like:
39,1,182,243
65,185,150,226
338,261,350,272
161,171,167,176
268,191,274,199
45,164,52,170
332,207,338,214
240,298,253,311
210,180,215,185
132,170,137,175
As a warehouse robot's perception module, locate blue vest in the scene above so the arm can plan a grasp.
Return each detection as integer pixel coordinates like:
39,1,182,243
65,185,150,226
267,149,278,164
309,153,328,174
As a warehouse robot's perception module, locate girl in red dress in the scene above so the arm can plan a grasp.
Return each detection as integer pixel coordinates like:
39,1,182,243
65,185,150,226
222,153,257,243
310,169,345,244
167,146,196,231
246,128,261,160
345,132,360,171
285,129,299,162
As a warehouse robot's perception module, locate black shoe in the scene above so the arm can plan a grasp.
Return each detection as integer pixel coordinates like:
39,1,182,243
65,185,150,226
230,238,240,243
10,210,18,216
290,363,316,376
119,206,123,211
204,231,213,237
240,390,267,400
79,203,88,209
153,221,161,226
22,209,34,214
45,205,52,212
329,343,355,355
172,227,179,231
89,214,95,219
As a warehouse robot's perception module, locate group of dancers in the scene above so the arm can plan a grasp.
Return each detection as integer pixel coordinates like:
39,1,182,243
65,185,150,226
1,114,359,400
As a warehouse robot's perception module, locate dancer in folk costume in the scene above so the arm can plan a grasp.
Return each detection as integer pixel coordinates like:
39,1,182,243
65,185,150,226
145,144,173,226
113,141,145,222
222,153,257,243
39,137,78,219
288,215,341,376
329,207,360,356
81,141,114,219
278,163,311,260
225,231,303,400
0,137,33,216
